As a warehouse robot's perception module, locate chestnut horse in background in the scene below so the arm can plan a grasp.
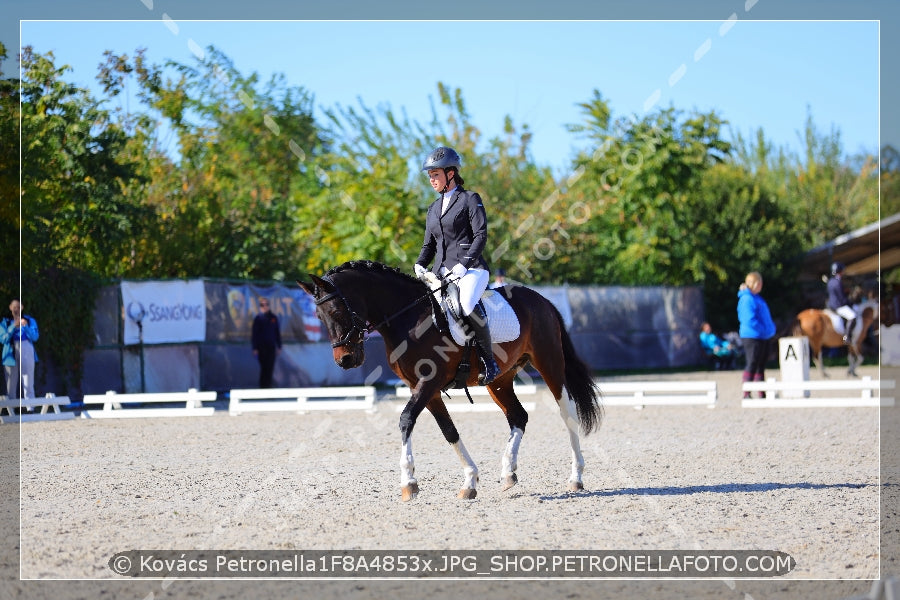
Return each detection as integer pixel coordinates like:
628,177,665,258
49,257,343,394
792,300,877,377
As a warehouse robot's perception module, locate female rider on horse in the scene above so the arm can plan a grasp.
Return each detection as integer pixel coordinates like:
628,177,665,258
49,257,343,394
413,146,501,385
827,261,857,343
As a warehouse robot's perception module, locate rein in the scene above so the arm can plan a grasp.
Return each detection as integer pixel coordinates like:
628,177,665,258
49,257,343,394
316,274,443,348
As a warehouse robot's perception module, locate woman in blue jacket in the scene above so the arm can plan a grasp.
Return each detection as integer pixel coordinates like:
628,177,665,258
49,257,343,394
1,299,39,399
737,271,776,398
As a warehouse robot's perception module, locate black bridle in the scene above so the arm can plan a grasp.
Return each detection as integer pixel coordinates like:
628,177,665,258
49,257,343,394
315,276,371,349
314,273,451,349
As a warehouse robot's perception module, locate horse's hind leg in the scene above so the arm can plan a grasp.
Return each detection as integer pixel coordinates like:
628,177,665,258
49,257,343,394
558,388,585,491
529,351,587,491
427,399,479,499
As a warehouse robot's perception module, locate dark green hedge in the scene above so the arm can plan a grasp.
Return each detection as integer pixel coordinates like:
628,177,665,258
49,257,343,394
0,267,103,394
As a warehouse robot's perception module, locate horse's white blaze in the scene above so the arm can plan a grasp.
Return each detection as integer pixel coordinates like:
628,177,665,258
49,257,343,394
558,390,585,485
399,439,416,487
452,439,479,490
501,427,524,480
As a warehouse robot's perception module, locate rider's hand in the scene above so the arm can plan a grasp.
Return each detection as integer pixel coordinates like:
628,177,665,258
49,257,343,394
413,264,427,279
451,263,467,279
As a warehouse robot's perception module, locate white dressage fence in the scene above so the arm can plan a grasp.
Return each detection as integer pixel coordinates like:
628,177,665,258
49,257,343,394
599,380,717,408
229,386,376,415
81,389,216,418
742,376,894,408
0,394,75,424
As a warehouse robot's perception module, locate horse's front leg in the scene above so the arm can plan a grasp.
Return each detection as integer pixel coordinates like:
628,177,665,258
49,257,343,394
398,395,427,501
500,427,524,491
488,382,529,491
427,399,479,499
847,349,861,377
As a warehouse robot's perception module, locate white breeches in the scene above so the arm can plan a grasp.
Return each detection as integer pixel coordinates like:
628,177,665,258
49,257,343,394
439,267,489,316
835,305,857,321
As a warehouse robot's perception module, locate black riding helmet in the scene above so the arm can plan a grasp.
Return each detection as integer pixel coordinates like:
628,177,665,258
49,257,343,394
422,146,463,194
422,146,462,171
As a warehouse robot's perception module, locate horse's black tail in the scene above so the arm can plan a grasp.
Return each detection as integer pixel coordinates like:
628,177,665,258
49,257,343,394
555,309,603,435
791,318,803,337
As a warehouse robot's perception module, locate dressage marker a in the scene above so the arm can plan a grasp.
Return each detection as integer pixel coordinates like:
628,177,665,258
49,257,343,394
228,386,376,415
741,376,894,408
81,389,217,418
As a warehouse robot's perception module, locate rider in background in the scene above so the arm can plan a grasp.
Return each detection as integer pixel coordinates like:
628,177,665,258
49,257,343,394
413,146,501,385
826,261,857,343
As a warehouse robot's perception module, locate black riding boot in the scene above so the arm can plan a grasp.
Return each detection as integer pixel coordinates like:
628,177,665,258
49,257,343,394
466,302,501,386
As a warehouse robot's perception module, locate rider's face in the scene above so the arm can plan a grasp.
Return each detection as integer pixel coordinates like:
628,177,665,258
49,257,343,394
427,169,448,192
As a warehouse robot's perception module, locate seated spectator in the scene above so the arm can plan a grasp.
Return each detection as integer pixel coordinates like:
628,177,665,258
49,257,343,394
699,322,737,369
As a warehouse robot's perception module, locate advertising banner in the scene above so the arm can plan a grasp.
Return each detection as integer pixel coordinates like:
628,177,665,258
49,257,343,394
214,283,322,343
121,280,206,345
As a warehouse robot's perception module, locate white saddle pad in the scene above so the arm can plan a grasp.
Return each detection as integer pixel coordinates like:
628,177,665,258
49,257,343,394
823,308,844,335
419,273,521,346
824,308,863,339
445,289,520,346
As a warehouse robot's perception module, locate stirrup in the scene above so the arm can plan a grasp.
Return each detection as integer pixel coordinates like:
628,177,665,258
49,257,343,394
478,356,500,386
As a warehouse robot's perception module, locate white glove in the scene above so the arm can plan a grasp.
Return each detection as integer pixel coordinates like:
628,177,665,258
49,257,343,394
413,264,427,278
451,263,467,279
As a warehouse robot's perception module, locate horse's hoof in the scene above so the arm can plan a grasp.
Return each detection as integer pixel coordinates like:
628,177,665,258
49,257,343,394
568,481,584,492
401,483,419,502
501,474,518,491
458,488,477,500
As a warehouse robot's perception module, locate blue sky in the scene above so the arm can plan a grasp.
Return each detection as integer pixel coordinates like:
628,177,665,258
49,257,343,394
20,20,879,174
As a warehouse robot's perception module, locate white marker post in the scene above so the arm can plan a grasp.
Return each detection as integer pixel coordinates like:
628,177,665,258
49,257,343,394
779,336,810,398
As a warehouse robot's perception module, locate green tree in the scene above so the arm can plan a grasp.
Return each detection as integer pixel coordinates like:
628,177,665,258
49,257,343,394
121,46,325,279
562,94,733,285
18,46,152,276
0,42,19,273
1,45,141,391
691,163,803,330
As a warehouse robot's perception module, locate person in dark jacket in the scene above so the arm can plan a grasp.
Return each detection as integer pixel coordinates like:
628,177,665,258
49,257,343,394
737,271,776,399
413,146,500,385
826,261,857,342
251,297,281,388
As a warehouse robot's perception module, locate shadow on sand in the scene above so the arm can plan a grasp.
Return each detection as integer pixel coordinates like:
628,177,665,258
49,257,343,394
536,481,879,501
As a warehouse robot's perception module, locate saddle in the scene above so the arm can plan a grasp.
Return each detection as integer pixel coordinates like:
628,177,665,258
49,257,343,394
420,273,520,389
822,308,858,342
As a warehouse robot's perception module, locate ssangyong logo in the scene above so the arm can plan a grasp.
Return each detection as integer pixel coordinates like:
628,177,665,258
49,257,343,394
146,303,204,322
127,301,203,323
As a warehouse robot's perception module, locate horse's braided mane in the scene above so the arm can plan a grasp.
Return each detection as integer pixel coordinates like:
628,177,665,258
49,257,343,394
324,260,421,285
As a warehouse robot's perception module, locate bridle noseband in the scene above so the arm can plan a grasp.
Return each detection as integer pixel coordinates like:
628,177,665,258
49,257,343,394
315,276,370,349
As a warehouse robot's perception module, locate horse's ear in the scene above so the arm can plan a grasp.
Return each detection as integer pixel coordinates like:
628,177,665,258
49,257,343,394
309,274,332,292
297,280,314,296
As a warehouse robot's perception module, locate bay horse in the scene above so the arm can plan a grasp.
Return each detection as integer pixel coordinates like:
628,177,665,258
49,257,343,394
297,260,602,501
792,300,877,377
